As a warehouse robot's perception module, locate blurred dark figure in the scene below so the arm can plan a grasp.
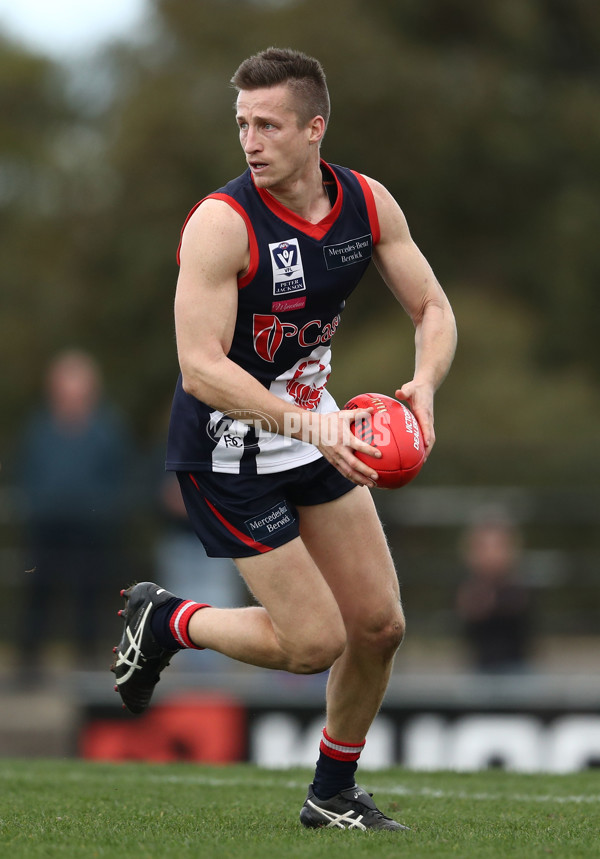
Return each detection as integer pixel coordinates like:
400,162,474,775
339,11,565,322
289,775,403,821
16,350,131,678
455,509,534,672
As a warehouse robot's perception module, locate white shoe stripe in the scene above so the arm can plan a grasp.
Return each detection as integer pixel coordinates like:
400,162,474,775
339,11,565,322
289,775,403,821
115,601,153,684
306,799,367,830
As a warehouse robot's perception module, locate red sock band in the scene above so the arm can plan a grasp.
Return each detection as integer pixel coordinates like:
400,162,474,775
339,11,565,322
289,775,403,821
169,601,209,649
320,728,366,762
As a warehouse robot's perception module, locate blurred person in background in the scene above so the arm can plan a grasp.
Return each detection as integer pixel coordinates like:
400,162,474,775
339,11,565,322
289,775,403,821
455,507,534,673
16,349,131,681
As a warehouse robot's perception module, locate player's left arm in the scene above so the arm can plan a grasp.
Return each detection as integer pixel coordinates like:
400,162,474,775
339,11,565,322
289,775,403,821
366,175,457,457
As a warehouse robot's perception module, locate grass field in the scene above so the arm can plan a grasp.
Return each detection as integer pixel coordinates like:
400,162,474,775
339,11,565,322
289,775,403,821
1,759,598,858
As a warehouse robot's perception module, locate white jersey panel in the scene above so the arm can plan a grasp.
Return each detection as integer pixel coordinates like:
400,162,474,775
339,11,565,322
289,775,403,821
208,411,250,473
209,345,336,475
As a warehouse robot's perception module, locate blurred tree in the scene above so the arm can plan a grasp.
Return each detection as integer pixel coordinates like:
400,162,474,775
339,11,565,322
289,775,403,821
0,36,80,446
361,0,600,376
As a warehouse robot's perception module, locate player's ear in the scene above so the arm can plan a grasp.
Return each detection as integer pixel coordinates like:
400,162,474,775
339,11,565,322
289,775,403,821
308,115,326,145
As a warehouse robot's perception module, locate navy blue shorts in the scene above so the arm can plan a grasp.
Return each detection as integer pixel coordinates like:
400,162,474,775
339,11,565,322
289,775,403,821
177,457,355,559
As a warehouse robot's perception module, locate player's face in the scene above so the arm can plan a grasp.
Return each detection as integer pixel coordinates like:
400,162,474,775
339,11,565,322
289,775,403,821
236,84,320,191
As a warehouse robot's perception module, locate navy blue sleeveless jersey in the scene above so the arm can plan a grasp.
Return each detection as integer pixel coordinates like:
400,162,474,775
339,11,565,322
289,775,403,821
166,160,380,475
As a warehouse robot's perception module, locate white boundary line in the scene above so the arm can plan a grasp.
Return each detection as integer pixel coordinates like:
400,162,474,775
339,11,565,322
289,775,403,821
151,774,600,805
2,767,598,805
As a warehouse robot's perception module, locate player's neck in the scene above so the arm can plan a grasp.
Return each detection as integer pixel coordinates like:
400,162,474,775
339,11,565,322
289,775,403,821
265,163,331,224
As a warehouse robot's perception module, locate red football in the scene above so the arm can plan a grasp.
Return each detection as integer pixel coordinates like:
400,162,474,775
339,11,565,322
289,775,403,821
344,392,425,489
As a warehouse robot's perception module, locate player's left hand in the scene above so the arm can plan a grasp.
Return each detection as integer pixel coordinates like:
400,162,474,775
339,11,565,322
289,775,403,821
395,381,435,459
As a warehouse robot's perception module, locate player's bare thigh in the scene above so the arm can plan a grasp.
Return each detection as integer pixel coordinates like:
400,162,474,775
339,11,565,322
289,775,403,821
234,535,347,665
297,486,403,631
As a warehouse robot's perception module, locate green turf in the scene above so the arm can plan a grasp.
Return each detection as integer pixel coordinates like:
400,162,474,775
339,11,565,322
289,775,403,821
1,760,598,858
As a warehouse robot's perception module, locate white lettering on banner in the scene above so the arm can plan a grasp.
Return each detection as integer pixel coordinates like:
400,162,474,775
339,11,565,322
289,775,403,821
404,714,600,772
547,716,600,773
404,715,543,772
250,712,600,773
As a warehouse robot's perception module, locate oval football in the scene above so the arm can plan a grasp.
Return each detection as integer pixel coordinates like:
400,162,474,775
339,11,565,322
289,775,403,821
344,392,425,489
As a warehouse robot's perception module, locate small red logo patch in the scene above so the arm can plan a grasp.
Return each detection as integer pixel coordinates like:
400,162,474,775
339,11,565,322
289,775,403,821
271,296,307,313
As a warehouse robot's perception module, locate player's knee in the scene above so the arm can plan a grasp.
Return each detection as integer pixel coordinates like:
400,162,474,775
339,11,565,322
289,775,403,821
355,607,406,659
384,612,406,653
285,631,346,675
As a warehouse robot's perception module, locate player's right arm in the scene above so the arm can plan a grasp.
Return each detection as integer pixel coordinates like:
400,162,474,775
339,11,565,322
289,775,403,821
174,199,249,408
174,200,380,486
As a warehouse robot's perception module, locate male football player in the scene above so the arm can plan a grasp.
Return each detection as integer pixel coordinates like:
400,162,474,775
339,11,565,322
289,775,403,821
113,47,456,831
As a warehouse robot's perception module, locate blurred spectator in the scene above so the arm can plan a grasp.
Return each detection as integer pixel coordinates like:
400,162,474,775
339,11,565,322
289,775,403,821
154,471,243,671
16,349,132,679
455,507,534,673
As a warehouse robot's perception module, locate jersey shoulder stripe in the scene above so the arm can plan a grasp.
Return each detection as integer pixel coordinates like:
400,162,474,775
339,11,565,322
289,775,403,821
350,170,381,245
175,193,260,289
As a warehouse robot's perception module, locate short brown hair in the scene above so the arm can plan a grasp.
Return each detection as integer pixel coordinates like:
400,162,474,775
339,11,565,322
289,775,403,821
231,47,330,129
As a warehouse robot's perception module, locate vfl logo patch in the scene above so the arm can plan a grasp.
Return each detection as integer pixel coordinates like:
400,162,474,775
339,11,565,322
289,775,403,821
269,238,306,296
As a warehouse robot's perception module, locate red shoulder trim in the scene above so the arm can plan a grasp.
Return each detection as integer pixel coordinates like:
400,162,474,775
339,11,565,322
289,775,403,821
176,194,259,290
350,170,381,245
